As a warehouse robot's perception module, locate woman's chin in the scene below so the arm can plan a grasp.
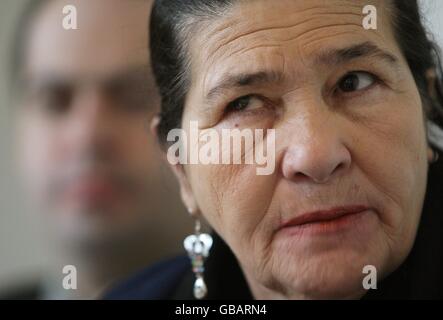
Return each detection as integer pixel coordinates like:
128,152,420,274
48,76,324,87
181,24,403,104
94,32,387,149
289,274,368,300
263,212,388,299
264,253,381,299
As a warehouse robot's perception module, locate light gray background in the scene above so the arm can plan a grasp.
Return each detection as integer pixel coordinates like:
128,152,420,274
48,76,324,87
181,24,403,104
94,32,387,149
1,0,443,290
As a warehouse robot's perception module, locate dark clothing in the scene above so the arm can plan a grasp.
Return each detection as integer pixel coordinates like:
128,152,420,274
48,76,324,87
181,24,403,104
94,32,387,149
104,255,190,300
104,234,253,300
0,282,42,300
105,150,443,300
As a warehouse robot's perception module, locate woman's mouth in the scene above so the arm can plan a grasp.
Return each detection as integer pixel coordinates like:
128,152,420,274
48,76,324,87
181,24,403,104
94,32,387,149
278,205,372,236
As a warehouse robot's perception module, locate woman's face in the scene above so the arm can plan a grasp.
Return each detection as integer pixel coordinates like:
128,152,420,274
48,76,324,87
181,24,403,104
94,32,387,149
175,0,433,299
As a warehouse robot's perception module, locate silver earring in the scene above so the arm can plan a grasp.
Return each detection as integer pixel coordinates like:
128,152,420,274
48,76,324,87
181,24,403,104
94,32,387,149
183,219,213,299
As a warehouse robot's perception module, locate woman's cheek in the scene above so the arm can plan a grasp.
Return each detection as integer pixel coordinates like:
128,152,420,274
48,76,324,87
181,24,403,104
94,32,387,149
188,162,244,230
190,160,277,245
223,171,279,255
354,93,427,238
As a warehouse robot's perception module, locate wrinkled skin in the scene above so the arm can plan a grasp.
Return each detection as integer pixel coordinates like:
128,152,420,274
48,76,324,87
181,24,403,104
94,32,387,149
163,0,434,299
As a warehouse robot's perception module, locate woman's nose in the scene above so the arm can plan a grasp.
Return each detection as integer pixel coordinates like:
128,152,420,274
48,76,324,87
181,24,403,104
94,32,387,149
281,116,352,184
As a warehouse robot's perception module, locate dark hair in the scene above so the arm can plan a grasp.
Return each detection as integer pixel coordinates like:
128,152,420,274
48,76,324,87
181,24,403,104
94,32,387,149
150,0,234,145
391,0,443,129
150,0,443,147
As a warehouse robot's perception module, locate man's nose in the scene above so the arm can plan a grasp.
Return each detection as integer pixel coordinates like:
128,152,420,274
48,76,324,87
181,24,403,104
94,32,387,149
63,90,118,156
281,110,352,184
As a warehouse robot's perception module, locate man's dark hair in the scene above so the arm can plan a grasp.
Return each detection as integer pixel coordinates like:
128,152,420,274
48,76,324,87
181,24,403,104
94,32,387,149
150,0,443,147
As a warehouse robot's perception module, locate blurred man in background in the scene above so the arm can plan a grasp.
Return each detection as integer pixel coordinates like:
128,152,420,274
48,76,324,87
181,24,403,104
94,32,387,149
3,0,191,299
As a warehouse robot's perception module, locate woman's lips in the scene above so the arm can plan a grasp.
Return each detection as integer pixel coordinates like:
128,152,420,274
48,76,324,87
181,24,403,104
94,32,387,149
278,205,371,235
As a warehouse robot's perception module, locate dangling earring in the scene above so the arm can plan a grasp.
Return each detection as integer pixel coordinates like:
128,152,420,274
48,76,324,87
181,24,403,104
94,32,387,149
184,218,213,299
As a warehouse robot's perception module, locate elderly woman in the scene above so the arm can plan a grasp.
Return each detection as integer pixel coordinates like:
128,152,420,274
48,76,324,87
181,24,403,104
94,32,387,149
106,0,443,299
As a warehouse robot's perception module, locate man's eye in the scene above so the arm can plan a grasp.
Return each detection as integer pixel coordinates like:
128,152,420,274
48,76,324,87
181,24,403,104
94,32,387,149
226,95,264,113
39,88,73,115
337,71,376,93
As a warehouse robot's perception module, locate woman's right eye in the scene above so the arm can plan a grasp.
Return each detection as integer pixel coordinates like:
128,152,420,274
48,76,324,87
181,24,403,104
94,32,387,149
225,94,264,114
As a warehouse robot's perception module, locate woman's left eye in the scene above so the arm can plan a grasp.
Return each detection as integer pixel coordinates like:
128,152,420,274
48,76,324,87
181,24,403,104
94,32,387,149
337,71,376,93
225,94,264,113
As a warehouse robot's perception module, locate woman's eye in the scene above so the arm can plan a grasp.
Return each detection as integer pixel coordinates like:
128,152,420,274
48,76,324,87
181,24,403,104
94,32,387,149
337,71,376,93
226,95,264,113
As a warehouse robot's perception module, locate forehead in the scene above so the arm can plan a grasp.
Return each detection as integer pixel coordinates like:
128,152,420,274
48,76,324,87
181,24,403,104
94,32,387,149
25,0,152,77
188,0,399,93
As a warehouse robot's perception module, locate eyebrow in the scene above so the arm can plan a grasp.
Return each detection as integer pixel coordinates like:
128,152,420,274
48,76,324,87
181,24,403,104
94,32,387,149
206,70,284,103
25,65,152,89
316,41,398,66
205,41,398,103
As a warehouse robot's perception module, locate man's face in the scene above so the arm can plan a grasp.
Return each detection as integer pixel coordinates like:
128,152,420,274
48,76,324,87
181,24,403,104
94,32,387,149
17,0,173,246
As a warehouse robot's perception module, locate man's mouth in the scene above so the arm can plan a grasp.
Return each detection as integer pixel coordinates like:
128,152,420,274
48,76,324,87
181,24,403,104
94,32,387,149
61,177,125,206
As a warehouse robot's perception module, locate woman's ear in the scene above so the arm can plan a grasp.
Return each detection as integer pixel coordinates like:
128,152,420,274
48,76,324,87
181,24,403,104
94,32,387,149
426,68,437,100
427,145,440,163
427,147,435,163
425,68,440,164
150,114,161,137
150,115,199,216
170,163,199,216
150,115,175,163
